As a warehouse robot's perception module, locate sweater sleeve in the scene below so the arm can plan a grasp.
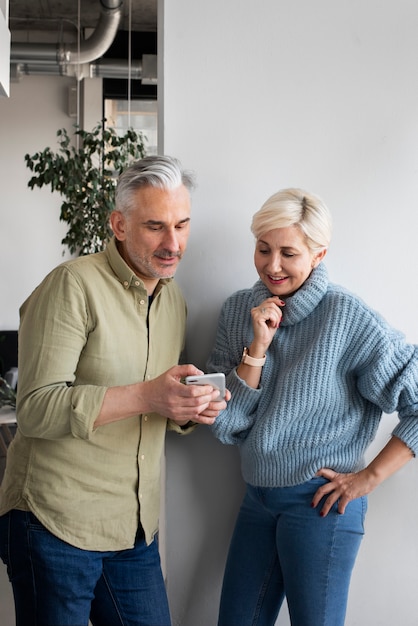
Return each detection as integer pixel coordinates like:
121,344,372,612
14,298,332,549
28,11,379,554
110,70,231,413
207,294,263,445
355,312,418,455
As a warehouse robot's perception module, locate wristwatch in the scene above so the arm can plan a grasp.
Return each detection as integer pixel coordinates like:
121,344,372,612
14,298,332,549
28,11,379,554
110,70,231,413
241,347,266,367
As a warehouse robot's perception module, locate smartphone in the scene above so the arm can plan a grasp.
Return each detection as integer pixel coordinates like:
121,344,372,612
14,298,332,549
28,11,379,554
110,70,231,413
185,372,226,401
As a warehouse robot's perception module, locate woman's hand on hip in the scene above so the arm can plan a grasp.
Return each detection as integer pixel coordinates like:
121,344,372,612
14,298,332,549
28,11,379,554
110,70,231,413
311,468,377,517
313,437,414,517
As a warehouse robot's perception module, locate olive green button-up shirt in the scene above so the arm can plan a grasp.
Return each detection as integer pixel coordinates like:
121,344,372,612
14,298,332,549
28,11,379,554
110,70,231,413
0,237,189,550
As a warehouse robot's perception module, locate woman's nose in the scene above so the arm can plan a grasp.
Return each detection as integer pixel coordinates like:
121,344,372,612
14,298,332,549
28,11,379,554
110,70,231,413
268,254,282,272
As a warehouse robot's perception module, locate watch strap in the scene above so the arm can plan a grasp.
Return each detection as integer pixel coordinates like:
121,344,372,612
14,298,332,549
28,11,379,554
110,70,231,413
241,347,266,367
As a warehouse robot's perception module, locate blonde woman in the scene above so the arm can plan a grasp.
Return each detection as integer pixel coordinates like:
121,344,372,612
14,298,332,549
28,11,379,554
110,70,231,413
208,188,418,626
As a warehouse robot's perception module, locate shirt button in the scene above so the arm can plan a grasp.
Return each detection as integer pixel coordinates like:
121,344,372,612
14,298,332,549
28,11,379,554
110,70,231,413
139,299,146,305
144,415,148,421
135,281,140,287
141,454,145,460
123,281,129,288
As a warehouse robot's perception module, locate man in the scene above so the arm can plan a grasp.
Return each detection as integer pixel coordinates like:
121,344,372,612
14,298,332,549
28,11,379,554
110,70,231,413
0,155,227,626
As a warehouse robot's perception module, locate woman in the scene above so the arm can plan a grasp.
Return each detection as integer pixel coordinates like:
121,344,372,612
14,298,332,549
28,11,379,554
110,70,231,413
208,188,418,626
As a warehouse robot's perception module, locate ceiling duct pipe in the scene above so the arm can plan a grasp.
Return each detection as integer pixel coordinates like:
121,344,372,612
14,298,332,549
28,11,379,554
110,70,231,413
10,0,123,69
11,55,157,84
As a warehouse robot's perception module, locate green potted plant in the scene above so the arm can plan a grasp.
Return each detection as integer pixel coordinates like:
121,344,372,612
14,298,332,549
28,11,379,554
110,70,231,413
25,120,147,256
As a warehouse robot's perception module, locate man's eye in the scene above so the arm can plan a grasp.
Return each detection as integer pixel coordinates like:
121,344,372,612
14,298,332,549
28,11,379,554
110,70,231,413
258,249,269,255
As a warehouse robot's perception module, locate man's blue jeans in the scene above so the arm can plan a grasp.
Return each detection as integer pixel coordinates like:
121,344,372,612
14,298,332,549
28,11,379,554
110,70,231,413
0,510,171,626
218,479,367,626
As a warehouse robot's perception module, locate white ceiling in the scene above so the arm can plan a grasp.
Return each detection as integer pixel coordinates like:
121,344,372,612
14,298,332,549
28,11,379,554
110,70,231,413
9,0,157,34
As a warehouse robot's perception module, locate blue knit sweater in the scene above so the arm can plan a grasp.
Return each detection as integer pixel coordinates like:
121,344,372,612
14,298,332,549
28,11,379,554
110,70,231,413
208,263,418,487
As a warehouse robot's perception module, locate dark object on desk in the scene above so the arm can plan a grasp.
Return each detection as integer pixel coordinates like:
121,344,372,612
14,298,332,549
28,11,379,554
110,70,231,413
0,377,16,410
0,406,16,456
0,330,18,377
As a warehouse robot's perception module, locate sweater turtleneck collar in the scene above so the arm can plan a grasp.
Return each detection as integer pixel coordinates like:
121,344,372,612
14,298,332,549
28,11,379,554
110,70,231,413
252,262,329,327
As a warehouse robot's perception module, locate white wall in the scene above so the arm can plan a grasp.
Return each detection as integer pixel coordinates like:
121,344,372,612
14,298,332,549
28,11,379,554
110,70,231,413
0,75,75,329
162,1,418,625
1,1,418,625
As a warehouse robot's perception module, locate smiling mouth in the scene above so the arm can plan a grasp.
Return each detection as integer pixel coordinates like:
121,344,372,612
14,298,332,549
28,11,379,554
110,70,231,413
268,275,287,283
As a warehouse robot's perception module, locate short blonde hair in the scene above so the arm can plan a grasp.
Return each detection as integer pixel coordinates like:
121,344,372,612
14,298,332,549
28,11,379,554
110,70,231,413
251,188,332,253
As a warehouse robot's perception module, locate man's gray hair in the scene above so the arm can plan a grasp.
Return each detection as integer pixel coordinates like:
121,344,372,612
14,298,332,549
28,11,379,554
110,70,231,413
115,155,195,214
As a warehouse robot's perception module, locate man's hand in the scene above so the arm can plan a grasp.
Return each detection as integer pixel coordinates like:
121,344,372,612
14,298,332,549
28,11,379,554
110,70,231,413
95,364,230,427
142,364,230,425
194,388,231,424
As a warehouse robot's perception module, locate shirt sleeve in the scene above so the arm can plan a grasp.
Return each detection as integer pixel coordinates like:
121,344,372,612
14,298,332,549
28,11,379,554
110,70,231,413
16,266,107,440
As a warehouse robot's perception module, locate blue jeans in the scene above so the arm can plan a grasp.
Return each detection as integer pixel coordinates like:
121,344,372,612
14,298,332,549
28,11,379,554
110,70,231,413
218,479,367,626
0,510,171,626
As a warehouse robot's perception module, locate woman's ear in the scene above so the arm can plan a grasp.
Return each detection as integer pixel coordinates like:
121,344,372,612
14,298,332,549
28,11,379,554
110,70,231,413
109,211,127,241
312,248,327,268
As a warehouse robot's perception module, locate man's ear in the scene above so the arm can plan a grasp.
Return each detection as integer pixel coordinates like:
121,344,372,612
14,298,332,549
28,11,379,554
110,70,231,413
312,248,327,268
109,211,127,241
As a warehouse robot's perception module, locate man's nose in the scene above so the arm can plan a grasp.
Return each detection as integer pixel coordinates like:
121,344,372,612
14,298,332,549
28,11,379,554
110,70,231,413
162,228,180,251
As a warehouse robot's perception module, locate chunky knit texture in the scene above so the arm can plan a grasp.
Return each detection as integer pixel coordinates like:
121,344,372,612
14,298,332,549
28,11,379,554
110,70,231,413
208,263,418,487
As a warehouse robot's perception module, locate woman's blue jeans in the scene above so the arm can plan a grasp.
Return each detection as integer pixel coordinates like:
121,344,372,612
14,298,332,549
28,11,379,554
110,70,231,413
218,479,367,626
0,509,171,626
